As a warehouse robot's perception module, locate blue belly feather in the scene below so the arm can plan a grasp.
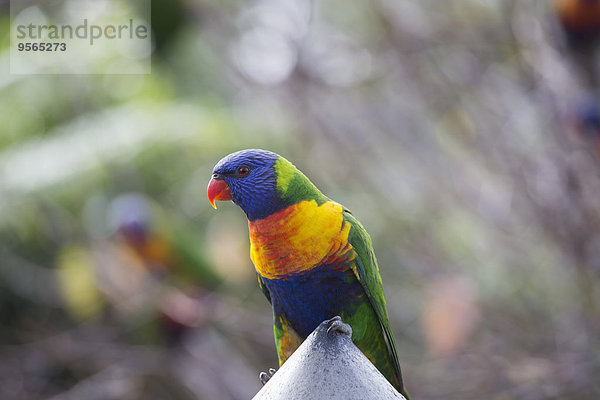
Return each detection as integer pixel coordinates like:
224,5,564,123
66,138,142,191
262,264,365,338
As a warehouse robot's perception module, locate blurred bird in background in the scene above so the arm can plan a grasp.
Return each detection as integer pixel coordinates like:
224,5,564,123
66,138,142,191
109,194,221,289
108,193,222,345
555,0,600,52
56,193,223,346
49,192,261,399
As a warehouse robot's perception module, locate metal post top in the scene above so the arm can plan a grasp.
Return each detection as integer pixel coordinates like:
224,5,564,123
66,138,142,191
252,316,406,400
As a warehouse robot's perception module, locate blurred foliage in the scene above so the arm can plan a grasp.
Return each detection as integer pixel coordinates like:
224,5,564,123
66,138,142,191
1,0,600,399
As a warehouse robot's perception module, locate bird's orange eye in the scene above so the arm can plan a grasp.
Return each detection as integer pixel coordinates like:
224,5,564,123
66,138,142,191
237,166,250,176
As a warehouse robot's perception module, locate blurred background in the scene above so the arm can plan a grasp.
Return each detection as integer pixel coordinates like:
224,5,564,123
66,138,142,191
1,0,600,399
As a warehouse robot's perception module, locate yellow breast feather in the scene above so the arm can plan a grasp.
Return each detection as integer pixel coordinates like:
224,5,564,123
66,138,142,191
248,200,354,279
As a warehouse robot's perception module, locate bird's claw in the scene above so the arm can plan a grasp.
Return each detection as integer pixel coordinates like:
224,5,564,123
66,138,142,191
326,315,352,336
259,368,277,385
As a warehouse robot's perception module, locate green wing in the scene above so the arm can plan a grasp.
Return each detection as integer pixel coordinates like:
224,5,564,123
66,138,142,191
343,209,407,397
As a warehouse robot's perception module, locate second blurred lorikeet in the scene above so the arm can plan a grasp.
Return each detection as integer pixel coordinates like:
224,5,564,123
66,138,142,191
207,149,408,397
110,193,222,290
555,0,600,48
554,0,600,87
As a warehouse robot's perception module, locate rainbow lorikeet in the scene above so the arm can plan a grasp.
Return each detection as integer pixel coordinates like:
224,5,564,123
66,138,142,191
207,149,408,397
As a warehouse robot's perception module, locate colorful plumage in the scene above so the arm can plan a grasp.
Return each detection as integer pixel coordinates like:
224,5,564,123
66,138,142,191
207,149,408,397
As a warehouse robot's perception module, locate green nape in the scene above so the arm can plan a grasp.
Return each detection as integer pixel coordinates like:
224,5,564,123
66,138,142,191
274,157,328,206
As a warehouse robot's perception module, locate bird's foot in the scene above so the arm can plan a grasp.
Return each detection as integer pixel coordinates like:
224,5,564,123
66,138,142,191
326,315,352,336
259,368,277,385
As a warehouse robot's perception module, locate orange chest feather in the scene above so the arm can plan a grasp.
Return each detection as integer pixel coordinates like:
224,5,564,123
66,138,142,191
248,200,354,279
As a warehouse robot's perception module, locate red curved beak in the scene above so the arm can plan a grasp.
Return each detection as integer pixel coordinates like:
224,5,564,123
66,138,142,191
207,176,232,209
